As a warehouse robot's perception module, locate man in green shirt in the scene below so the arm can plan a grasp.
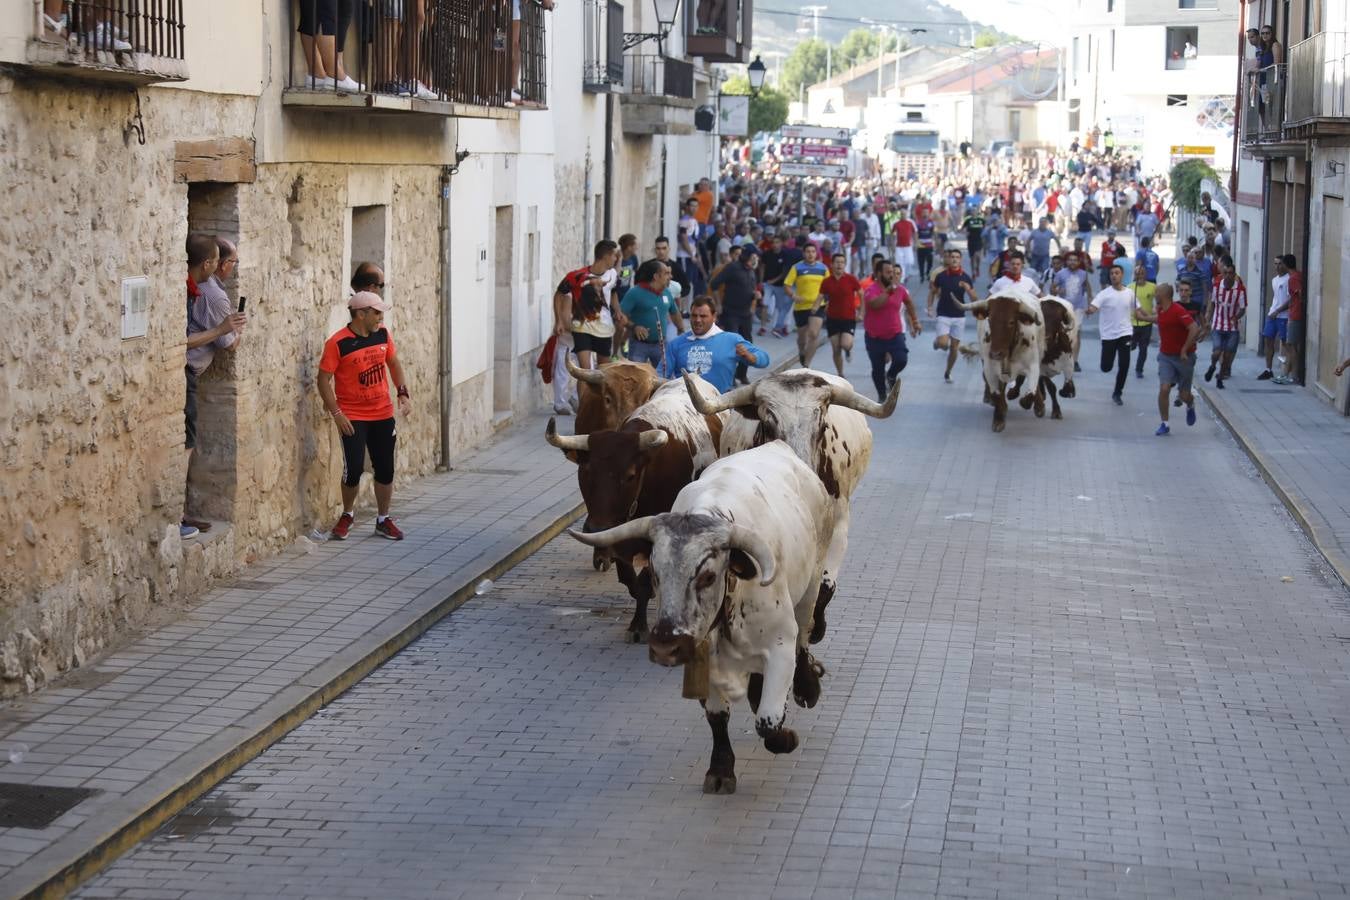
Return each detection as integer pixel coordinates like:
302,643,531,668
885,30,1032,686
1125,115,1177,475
619,259,686,373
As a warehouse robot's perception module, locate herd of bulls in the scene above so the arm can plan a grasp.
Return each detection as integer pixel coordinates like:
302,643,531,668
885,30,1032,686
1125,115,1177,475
958,287,1081,432
543,356,899,794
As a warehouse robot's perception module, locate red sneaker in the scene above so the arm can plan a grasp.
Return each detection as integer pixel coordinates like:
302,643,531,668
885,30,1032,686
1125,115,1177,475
375,517,404,541
330,512,354,541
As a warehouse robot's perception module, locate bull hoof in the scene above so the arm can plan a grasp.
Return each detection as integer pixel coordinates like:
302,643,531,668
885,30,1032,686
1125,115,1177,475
1060,382,1076,399
1051,408,1063,420
626,619,648,643
992,419,1006,433
793,649,826,709
1018,393,1035,410
762,728,799,755
1033,403,1045,418
1007,386,1020,400
703,771,737,794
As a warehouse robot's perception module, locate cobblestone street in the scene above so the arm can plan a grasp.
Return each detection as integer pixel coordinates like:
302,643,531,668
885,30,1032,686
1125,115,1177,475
71,315,1350,899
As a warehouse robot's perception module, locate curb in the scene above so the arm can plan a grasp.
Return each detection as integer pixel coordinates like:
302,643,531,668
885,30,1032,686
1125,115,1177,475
11,494,586,900
1199,385,1350,591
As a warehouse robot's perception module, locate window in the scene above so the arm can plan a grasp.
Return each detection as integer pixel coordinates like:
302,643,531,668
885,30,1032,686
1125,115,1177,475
121,277,149,340
1165,26,1199,69
1167,94,1189,105
1178,0,1218,8
583,0,625,91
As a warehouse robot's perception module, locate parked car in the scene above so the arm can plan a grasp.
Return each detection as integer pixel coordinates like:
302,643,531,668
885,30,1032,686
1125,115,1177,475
983,140,1016,158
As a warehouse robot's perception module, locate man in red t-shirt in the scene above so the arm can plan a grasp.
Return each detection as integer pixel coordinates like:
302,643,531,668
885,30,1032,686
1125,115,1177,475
892,209,917,282
1134,283,1200,435
1279,254,1305,385
819,252,862,377
318,291,412,540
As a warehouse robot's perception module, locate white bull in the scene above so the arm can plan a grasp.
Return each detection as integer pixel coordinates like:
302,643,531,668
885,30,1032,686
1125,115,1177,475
957,288,1045,432
685,369,899,645
569,441,831,795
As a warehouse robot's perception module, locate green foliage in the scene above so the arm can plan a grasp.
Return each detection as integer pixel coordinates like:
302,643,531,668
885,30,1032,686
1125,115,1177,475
1169,159,1219,213
722,76,791,135
973,29,1001,48
835,27,900,72
780,39,831,99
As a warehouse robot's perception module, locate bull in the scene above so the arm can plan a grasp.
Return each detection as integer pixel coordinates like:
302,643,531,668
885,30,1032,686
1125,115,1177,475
685,369,899,644
957,290,1045,432
1003,298,1080,421
570,441,832,794
567,357,664,571
545,377,725,642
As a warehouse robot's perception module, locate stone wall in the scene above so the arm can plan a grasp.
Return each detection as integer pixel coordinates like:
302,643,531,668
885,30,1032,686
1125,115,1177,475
0,75,447,696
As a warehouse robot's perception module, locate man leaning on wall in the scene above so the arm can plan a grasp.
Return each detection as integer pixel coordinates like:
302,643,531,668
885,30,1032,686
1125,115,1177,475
183,234,247,539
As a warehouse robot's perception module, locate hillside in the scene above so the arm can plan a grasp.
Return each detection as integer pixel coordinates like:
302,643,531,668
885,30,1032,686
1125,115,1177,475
751,0,1001,57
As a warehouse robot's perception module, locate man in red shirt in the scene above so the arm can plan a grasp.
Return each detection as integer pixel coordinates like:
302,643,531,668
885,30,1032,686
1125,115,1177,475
819,252,863,377
892,208,917,282
1278,254,1305,385
1134,283,1200,436
862,260,921,401
318,291,413,540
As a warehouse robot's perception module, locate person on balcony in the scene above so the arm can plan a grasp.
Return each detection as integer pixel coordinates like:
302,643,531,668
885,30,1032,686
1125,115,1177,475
1257,25,1282,114
297,0,361,92
508,0,555,105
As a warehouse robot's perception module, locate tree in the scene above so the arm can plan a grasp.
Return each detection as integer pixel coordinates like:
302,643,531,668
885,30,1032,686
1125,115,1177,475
836,27,899,72
721,76,791,135
973,29,1001,49
780,38,831,99
1169,159,1219,213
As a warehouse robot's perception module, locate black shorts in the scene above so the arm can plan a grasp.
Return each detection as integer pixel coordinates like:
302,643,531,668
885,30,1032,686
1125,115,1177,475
825,317,856,337
296,0,354,37
793,308,826,329
966,235,983,253
571,332,613,357
341,417,397,487
184,365,198,450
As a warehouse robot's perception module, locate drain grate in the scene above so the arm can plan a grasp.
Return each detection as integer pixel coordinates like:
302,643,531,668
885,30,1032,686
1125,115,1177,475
0,782,98,829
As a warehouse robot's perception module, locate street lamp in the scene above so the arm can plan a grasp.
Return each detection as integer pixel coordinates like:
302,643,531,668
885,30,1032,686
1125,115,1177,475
747,56,767,97
624,0,682,51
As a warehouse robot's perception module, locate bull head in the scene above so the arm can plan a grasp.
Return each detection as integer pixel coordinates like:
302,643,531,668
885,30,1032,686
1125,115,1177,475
686,372,899,421
565,355,606,385
569,517,776,587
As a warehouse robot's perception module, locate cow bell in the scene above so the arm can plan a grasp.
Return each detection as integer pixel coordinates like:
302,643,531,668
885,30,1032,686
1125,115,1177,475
681,639,711,700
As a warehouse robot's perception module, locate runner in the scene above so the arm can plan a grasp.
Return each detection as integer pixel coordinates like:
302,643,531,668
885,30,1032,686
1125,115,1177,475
819,252,863,377
1084,264,1138,406
892,207,917,281
960,206,987,279
927,249,979,384
1203,258,1247,389
1134,283,1200,435
990,251,1041,298
783,242,829,367
862,260,921,401
1127,264,1157,379
1051,251,1091,372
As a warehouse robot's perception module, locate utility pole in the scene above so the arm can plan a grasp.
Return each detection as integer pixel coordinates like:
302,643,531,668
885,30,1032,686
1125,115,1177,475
797,5,828,40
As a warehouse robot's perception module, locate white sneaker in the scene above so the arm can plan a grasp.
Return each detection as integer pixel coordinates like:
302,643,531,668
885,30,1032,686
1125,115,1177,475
86,23,131,52
510,89,522,102
42,13,67,36
306,75,336,90
413,80,437,100
334,75,362,92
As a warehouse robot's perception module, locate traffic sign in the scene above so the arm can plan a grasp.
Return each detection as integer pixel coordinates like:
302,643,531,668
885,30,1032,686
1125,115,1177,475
781,125,851,142
778,162,849,178
784,143,849,159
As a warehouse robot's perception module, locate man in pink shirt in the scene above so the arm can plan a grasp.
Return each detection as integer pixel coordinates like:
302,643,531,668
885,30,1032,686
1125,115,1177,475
862,259,921,401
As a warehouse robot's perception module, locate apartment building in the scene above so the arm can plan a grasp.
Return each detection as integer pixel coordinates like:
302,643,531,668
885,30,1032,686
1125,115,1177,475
1062,0,1240,174
1234,0,1349,413
0,0,752,695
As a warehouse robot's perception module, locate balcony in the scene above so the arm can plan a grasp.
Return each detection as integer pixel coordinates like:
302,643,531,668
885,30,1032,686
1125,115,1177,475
583,0,624,92
1285,31,1350,138
284,0,547,117
24,0,188,85
619,55,695,134
1239,63,1306,157
686,0,753,63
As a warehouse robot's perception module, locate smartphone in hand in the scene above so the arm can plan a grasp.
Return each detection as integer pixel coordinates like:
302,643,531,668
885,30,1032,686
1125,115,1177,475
237,296,247,313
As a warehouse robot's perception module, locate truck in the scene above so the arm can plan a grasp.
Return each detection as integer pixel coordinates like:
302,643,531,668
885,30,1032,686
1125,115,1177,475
858,103,945,180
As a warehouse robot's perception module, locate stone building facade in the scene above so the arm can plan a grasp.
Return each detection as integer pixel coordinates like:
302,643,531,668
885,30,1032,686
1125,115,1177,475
0,0,732,696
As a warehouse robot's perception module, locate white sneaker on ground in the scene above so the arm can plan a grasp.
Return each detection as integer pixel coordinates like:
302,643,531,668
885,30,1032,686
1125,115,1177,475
334,75,363,92
86,23,131,51
413,81,437,100
42,13,67,36
306,75,336,90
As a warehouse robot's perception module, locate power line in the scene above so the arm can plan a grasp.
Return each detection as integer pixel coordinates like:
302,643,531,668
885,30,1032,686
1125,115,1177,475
755,6,974,29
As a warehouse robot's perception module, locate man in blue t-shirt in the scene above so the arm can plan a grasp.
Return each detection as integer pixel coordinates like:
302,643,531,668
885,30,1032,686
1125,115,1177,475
666,297,769,391
1134,237,1161,283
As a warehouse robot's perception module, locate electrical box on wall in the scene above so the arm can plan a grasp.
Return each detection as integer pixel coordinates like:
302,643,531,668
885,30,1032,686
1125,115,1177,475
476,245,488,281
121,276,149,339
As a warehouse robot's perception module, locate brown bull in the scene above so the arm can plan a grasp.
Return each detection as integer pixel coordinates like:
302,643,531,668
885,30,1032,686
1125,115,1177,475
958,291,1044,432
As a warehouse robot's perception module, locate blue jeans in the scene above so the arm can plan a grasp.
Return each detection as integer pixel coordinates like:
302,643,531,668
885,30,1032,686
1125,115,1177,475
864,333,908,398
626,338,664,373
766,285,793,331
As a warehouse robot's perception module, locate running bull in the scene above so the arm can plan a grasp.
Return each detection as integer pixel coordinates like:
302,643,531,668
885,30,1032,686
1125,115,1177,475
685,369,899,645
957,289,1045,432
546,377,726,642
570,441,831,795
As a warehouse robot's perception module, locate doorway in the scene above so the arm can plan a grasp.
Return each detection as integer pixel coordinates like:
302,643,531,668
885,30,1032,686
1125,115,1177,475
493,205,515,416
1316,196,1342,397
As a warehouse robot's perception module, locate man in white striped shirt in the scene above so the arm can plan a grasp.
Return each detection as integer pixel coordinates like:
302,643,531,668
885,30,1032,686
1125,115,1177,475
1203,258,1248,389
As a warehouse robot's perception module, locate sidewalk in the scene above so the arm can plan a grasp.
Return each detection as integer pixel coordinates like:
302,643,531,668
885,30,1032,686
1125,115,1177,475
0,333,801,899
1198,352,1350,589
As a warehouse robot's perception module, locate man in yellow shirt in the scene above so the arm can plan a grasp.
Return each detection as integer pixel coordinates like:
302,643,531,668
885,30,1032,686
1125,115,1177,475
784,243,829,367
1128,264,1157,379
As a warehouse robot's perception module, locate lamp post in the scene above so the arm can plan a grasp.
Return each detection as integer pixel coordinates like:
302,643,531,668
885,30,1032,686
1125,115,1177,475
623,0,682,52
747,55,767,97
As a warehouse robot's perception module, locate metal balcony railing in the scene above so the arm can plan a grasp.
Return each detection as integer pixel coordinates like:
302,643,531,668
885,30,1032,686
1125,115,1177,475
625,54,694,99
1242,63,1286,142
33,0,184,59
1288,31,1348,122
289,0,546,109
583,0,624,90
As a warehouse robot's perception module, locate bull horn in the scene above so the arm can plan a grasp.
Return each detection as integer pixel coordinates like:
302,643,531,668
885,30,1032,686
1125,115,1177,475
567,516,657,548
727,525,777,586
544,417,590,452
566,355,605,385
639,429,669,451
684,372,757,415
827,379,901,419
957,300,988,311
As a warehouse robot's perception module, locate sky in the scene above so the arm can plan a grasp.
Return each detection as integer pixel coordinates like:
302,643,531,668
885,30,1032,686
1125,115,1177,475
943,0,1061,42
